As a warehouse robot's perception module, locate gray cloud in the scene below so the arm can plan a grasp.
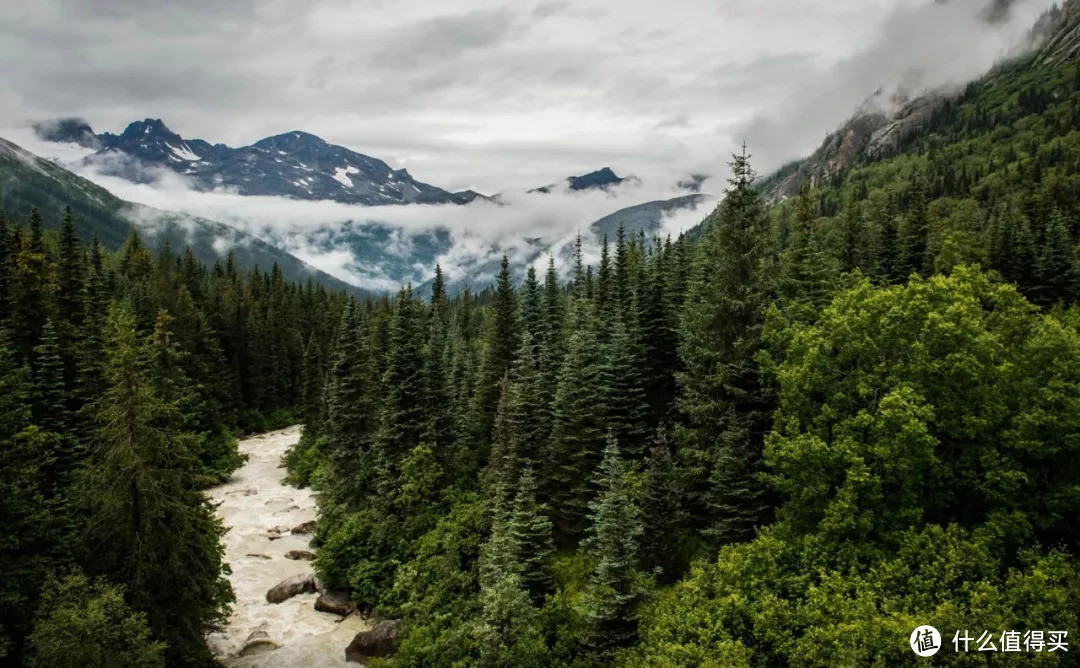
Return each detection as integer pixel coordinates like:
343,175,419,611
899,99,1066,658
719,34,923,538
736,0,1055,177
6,0,1046,196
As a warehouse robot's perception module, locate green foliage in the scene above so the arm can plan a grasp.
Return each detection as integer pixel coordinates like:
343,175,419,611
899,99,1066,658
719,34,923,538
633,267,1080,666
583,436,645,654
677,147,777,543
79,303,232,666
27,571,165,668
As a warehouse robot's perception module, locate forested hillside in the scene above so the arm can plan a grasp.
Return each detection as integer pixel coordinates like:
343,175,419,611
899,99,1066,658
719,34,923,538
284,53,1080,666
3,11,1080,668
0,207,344,665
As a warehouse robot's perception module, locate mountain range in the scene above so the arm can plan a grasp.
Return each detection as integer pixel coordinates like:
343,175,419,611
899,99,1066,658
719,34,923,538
0,137,368,296
33,118,484,206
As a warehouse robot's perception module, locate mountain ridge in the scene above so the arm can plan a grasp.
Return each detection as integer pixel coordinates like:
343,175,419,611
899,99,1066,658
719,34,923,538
34,118,481,207
0,136,370,297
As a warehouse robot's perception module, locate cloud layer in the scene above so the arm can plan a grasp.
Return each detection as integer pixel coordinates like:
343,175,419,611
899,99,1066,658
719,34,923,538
0,0,1057,289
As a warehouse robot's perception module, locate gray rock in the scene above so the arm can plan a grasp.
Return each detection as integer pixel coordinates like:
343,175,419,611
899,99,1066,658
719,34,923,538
315,590,356,616
266,573,319,604
345,620,399,662
291,520,317,535
285,549,316,561
239,625,279,656
246,553,272,560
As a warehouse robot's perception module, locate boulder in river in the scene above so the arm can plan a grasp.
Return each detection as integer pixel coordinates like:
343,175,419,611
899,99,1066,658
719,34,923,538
291,520,317,535
266,573,320,603
315,590,356,616
345,620,399,662
239,624,280,656
285,549,316,561
246,553,273,560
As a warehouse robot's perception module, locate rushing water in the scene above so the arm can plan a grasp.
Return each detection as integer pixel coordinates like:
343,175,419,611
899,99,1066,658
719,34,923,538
206,425,371,667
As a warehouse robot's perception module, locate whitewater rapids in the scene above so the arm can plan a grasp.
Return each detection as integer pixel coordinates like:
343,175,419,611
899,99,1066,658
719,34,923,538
206,425,371,666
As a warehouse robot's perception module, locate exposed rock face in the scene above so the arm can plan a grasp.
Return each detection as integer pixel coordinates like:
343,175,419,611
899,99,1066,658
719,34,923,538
291,520,317,535
285,549,316,561
266,573,321,604
315,590,357,617
62,119,467,206
345,620,400,663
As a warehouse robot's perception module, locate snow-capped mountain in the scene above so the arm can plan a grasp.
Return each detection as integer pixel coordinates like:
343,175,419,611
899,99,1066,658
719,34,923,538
36,118,482,206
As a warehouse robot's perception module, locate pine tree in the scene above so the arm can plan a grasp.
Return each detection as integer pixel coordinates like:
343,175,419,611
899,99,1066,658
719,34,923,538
547,303,607,543
0,334,64,662
1033,208,1078,306
476,489,545,667
300,333,324,433
640,429,686,579
323,303,378,498
777,182,836,321
583,436,643,654
520,265,543,345
596,234,612,316
469,257,519,450
507,331,549,466
376,286,428,491
676,146,776,542
636,243,678,425
507,466,555,602
483,375,517,499
897,171,930,278
55,207,85,402
614,223,630,311
31,319,66,436
10,228,53,362
80,303,232,666
602,317,649,459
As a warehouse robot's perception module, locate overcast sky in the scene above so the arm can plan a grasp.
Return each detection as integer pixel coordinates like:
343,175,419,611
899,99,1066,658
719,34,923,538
0,0,1055,194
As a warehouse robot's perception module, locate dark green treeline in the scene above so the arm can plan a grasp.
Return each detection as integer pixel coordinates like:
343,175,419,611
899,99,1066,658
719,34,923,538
0,207,345,666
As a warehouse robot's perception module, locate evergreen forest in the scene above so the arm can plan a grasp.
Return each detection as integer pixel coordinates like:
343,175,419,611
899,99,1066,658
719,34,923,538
3,38,1080,668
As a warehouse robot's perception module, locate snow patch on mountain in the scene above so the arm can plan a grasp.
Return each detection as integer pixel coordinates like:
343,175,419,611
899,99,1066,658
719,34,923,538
332,165,360,188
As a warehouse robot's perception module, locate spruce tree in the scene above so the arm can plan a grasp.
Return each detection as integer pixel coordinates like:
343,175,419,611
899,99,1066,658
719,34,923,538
376,286,428,491
602,317,649,459
897,171,930,278
55,207,85,399
676,146,776,542
1033,208,1078,306
31,318,66,436
10,229,52,362
777,182,836,321
507,331,549,466
469,256,519,450
547,303,607,543
80,303,232,666
596,234,612,317
323,303,378,498
583,436,643,654
640,429,686,579
0,335,63,662
508,466,555,602
476,490,545,667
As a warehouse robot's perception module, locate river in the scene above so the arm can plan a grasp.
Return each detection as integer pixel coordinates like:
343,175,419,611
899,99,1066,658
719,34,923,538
206,425,371,666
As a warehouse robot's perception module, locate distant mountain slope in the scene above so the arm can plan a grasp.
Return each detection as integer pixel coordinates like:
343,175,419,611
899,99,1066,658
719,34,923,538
759,0,1080,204
590,194,709,239
0,137,368,296
33,118,479,207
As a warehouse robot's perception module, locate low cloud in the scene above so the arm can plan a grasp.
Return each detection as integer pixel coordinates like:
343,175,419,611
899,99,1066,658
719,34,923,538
737,0,1056,176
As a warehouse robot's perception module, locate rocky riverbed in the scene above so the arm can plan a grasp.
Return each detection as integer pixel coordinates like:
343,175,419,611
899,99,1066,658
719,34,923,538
206,425,371,666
